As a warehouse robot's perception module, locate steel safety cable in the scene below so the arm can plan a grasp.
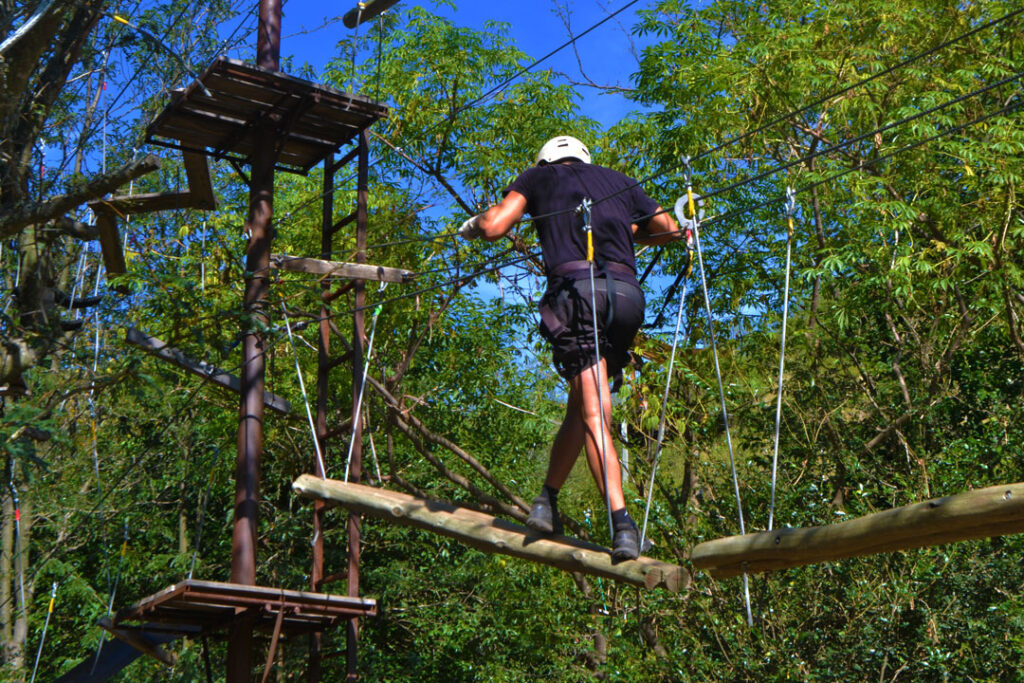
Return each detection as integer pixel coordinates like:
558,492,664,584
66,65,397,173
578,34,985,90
588,6,1024,208
699,96,1024,232
580,198,615,540
583,65,1024,238
692,205,754,627
346,289,386,483
28,582,57,683
640,163,698,550
768,187,796,532
281,302,327,479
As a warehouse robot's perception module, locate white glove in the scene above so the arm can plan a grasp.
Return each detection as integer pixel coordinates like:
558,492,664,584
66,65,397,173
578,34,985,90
458,215,483,240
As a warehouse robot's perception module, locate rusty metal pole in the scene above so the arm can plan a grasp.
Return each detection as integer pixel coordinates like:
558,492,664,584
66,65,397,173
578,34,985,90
346,130,369,682
308,152,334,683
229,1,280,681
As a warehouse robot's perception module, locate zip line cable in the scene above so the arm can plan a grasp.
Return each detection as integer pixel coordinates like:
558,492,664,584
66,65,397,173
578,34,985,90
534,64,1024,233
700,97,1024,232
452,0,642,117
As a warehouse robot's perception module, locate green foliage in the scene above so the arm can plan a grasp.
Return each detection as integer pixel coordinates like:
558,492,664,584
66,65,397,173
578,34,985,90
4,0,1024,680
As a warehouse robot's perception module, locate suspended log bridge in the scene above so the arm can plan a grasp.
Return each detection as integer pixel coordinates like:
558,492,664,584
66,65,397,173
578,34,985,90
692,482,1024,578
126,328,291,415
293,475,690,592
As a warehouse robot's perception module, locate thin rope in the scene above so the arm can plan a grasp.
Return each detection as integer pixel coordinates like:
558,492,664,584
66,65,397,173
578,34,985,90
281,302,326,479
188,445,221,580
579,199,615,539
92,520,128,674
7,479,26,621
29,582,57,683
346,294,385,482
639,174,698,549
692,203,754,627
768,188,796,531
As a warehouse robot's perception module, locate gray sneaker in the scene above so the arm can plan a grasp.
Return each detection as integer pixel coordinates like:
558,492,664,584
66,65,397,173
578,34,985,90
611,523,640,561
526,494,563,535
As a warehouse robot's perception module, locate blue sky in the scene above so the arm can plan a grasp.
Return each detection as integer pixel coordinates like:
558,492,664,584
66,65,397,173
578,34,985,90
244,0,657,128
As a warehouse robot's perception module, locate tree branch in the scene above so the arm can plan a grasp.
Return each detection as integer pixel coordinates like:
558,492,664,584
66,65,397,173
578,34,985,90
0,154,160,238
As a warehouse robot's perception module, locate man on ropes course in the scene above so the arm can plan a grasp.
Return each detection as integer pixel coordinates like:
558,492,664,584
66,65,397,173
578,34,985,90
459,135,681,560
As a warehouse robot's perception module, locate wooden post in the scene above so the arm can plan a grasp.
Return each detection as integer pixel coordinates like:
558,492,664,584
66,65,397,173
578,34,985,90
228,1,280,681
346,130,369,682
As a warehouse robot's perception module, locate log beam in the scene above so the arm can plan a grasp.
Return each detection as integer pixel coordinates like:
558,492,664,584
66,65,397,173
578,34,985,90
692,482,1024,578
126,328,291,415
292,475,690,593
271,254,414,284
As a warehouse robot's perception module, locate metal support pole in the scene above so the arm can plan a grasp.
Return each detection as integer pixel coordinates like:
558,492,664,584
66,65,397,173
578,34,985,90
229,1,280,681
346,130,369,682
308,152,335,683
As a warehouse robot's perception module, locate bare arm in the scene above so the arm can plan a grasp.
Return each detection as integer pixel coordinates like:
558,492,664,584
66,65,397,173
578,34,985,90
462,192,532,242
634,208,683,246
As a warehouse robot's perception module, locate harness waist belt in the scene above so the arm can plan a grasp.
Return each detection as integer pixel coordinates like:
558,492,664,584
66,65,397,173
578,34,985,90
549,260,635,280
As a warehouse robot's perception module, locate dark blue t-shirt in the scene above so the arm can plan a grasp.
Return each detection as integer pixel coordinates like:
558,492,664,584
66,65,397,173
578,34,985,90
504,163,660,276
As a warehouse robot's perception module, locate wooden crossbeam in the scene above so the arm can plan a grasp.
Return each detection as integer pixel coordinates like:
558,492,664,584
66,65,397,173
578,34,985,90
271,254,414,284
98,616,177,666
293,475,690,593
692,482,1024,578
126,328,291,415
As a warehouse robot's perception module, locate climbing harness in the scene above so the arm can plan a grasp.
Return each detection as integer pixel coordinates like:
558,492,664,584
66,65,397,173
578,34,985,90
689,163,754,626
29,582,57,683
768,187,796,531
639,159,700,549
345,284,386,482
281,302,326,479
579,198,615,540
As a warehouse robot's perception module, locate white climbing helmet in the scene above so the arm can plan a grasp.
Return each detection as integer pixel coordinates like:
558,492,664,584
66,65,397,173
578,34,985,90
536,135,591,165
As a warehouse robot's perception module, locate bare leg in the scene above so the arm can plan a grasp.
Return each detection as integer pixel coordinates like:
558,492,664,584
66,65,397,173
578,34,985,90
567,359,626,512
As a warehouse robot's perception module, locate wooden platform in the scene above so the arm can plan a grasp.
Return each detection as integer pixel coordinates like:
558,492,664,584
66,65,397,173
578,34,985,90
145,58,389,174
692,482,1024,578
111,579,377,637
293,475,690,593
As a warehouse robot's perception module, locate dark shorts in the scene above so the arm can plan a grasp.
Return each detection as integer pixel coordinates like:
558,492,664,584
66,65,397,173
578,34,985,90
538,270,645,382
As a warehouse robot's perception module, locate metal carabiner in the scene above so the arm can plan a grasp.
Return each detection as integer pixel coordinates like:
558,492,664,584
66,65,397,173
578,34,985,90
785,185,797,219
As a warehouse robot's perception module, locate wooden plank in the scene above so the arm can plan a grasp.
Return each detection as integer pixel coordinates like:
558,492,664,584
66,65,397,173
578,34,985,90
95,211,127,277
691,482,1024,578
98,616,177,666
92,191,195,215
182,151,216,210
125,328,291,415
293,475,691,593
271,254,414,284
